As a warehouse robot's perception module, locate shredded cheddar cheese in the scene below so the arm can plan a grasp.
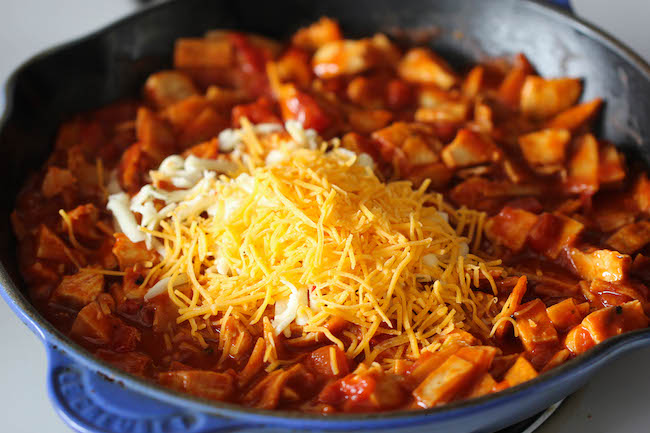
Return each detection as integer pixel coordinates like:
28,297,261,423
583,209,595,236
108,122,504,363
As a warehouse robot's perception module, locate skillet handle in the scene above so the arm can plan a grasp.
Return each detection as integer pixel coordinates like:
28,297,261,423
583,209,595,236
46,345,246,433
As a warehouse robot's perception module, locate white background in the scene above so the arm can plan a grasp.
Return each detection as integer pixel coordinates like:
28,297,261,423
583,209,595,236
0,1,649,432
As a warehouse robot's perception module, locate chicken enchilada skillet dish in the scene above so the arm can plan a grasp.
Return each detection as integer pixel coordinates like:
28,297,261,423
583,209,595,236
11,18,650,413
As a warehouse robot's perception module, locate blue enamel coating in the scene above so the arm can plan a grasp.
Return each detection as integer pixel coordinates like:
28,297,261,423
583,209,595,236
1,0,650,432
46,348,243,433
544,0,572,12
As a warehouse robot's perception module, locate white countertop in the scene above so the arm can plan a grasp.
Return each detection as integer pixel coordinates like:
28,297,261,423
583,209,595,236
1,1,649,432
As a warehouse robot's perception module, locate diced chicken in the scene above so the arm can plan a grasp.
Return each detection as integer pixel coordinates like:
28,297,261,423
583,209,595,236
178,106,227,149
442,329,482,349
96,350,151,376
541,349,571,373
398,48,458,90
462,66,484,99
455,346,498,373
414,102,468,124
498,53,534,108
386,78,414,110
406,350,455,387
238,338,266,387
165,95,211,131
50,269,104,310
514,299,559,365
606,221,650,254
413,355,478,408
144,71,199,109
136,108,177,162
547,98,603,131
149,294,178,333
518,128,570,173
112,233,157,270
120,267,149,301
566,133,600,195
42,166,76,198
598,144,626,186
587,279,648,309
546,298,583,332
347,75,389,109
489,354,519,381
485,207,539,252
71,301,113,345
581,301,649,345
564,325,595,354
319,363,405,412
593,204,636,232
292,17,343,52
473,100,494,133
520,77,582,119
441,129,501,169
306,345,350,378
274,47,313,88
567,247,631,282
348,108,393,134
112,321,142,353
159,370,235,401
407,163,454,189
118,143,155,194
220,317,253,361
634,174,650,214
528,213,584,259
244,364,314,409
65,204,100,240
465,373,497,399
36,225,80,265
24,262,60,288
232,97,281,127
312,39,381,78
371,121,442,176
174,38,234,68
503,356,538,386
278,84,333,133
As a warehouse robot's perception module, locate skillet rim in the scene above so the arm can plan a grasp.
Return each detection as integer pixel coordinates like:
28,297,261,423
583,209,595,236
1,0,650,425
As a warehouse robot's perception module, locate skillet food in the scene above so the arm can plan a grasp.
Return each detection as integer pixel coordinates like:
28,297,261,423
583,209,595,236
11,18,650,413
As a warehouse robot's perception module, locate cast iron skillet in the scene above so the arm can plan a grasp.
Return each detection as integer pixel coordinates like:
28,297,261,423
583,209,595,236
1,1,649,432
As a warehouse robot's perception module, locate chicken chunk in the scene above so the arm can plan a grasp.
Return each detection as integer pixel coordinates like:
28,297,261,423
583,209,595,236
606,221,650,254
518,128,570,173
485,207,539,252
528,213,584,259
159,370,235,401
174,38,234,68
292,17,342,52
547,98,603,131
144,71,199,109
566,133,600,195
567,247,631,282
398,48,458,90
520,77,582,119
441,129,501,169
50,269,104,310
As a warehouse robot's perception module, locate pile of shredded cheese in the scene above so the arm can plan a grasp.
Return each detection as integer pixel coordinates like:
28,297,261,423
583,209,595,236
107,121,504,364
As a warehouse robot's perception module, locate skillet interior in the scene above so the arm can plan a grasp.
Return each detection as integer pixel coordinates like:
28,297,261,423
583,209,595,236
1,0,649,431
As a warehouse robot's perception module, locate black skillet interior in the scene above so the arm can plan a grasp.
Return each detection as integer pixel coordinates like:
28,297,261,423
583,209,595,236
1,0,649,325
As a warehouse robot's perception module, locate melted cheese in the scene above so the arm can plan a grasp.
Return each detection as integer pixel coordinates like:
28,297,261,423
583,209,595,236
108,122,503,362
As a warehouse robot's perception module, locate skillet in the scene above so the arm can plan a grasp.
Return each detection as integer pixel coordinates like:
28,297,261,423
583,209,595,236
1,0,649,432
